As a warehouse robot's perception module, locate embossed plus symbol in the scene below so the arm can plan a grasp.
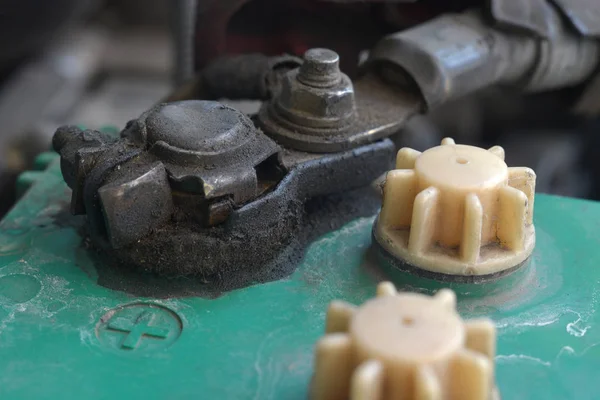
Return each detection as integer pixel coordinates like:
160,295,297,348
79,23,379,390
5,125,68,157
107,310,170,349
97,303,183,352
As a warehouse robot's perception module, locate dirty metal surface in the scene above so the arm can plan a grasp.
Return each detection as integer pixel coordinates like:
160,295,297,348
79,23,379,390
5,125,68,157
53,111,395,278
264,73,422,153
0,154,599,399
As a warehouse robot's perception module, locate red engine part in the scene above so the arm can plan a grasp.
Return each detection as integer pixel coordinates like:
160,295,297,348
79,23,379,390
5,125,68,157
194,0,473,78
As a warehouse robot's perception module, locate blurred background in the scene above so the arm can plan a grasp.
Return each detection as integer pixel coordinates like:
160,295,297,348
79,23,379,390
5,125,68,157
0,0,172,215
0,0,597,218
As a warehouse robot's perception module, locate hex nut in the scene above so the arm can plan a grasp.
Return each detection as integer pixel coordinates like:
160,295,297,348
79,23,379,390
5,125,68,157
274,69,355,129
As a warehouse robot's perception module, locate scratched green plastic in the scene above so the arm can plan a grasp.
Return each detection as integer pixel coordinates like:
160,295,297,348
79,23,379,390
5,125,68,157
1,154,599,400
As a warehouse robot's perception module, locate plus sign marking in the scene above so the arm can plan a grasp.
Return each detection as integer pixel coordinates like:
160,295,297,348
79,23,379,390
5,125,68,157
97,303,183,352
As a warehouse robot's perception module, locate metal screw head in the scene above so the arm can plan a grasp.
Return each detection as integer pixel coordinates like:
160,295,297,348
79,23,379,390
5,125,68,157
270,48,356,130
276,70,355,128
297,48,341,88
